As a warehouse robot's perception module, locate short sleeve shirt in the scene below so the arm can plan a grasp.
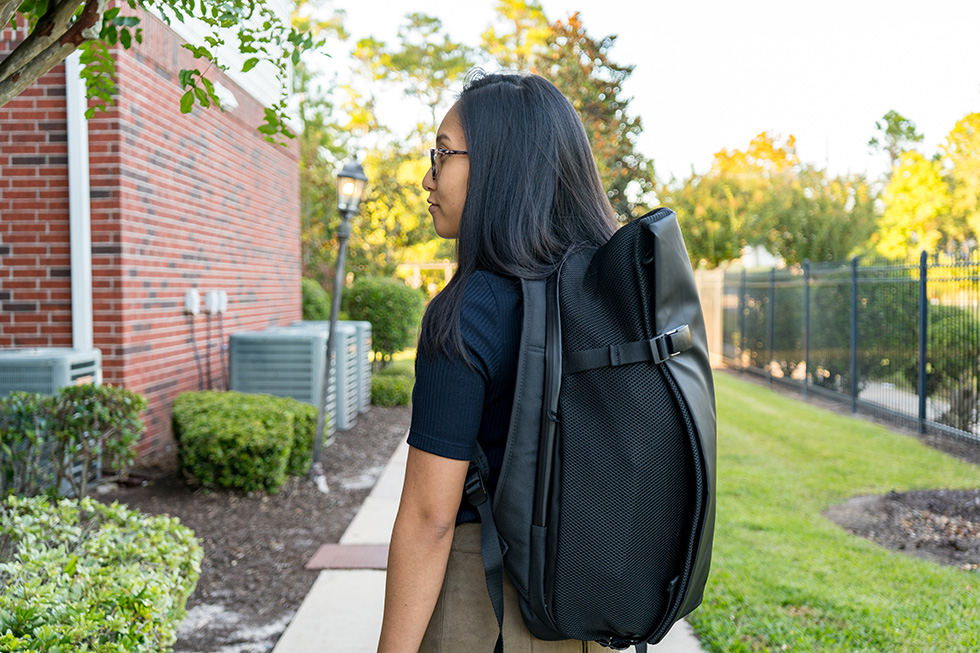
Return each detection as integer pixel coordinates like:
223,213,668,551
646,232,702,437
407,271,523,524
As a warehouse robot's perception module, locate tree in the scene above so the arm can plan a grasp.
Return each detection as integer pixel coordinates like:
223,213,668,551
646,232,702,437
868,110,924,167
662,132,880,267
873,151,951,259
480,0,549,70
347,142,439,277
353,13,472,137
2,0,324,140
940,112,980,249
530,12,654,221
293,8,352,284
661,133,801,268
768,168,878,264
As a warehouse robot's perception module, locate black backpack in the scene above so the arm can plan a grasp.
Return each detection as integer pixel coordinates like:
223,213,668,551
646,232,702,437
464,207,717,652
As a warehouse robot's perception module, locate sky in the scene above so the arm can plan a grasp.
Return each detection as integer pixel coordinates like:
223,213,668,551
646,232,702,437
320,0,980,182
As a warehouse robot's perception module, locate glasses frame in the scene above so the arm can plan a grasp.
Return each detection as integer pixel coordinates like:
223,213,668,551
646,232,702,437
429,148,469,180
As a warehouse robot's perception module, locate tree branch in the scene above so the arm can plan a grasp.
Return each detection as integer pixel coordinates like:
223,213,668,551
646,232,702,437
0,0,84,84
0,36,76,105
0,0,101,92
0,0,21,33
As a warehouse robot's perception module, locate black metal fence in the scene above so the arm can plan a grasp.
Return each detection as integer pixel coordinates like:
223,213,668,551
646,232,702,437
721,252,980,442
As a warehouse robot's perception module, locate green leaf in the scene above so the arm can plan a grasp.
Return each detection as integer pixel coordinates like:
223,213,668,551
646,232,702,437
119,28,131,49
194,86,210,107
65,556,77,576
180,90,195,114
242,57,259,72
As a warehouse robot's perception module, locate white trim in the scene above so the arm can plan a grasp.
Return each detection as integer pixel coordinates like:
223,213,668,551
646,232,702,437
66,51,94,352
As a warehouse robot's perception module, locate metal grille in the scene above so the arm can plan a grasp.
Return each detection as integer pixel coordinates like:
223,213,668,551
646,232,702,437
229,331,337,438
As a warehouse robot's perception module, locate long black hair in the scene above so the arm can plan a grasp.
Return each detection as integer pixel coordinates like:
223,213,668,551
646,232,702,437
421,71,617,361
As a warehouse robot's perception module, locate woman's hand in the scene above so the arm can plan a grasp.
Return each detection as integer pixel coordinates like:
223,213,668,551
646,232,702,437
377,446,469,653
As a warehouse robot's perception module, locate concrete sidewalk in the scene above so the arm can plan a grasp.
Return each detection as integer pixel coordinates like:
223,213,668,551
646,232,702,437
272,439,706,653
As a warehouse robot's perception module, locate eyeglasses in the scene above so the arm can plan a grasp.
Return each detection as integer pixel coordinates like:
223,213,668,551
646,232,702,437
429,148,468,180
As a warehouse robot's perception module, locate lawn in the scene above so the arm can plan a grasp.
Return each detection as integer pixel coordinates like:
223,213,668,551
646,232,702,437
690,372,980,652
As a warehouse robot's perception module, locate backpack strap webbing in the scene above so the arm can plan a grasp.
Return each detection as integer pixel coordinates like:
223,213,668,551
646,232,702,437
561,324,692,375
465,446,505,653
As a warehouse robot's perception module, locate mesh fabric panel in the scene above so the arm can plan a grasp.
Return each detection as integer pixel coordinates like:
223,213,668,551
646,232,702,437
547,226,698,642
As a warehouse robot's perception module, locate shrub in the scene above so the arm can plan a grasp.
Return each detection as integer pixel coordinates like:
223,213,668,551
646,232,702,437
371,375,413,406
0,393,57,497
0,384,146,498
302,277,331,321
375,358,415,378
0,495,202,653
52,384,147,497
172,391,319,492
343,277,425,366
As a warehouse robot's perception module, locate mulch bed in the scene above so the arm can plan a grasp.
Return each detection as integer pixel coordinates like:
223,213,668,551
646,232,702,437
92,369,980,651
825,489,980,571
94,404,411,653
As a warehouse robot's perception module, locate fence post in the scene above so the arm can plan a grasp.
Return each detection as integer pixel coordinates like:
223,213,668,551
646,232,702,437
918,250,928,434
850,256,859,414
803,259,810,398
768,267,775,384
739,268,747,371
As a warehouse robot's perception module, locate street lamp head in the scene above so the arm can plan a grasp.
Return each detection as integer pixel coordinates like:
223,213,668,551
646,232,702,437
337,160,368,214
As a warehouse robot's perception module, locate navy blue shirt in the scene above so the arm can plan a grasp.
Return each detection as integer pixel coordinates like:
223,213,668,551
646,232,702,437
408,271,522,524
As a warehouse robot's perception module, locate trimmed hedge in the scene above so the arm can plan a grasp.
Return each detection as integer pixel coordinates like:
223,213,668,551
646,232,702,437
0,495,202,653
371,375,413,407
343,277,425,365
301,277,331,321
172,392,319,493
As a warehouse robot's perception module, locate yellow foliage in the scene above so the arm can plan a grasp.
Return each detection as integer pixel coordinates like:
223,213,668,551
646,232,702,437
941,112,980,245
876,152,950,259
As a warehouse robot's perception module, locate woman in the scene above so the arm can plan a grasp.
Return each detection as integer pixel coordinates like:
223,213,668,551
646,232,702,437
378,71,618,653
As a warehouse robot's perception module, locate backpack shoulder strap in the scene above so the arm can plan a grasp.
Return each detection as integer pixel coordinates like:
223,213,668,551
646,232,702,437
463,277,548,653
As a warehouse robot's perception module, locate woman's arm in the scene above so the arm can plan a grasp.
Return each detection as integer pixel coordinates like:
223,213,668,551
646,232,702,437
377,445,470,653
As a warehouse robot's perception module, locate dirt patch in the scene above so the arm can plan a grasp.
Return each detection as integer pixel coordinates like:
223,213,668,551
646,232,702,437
94,404,411,653
825,489,980,570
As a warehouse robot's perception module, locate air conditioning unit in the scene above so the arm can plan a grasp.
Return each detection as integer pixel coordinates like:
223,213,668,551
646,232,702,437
278,323,359,431
295,320,373,414
0,348,102,397
340,321,372,414
228,331,337,441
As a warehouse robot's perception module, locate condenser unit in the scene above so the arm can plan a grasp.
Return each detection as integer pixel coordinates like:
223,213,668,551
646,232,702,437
340,320,372,414
295,320,373,414
0,347,102,397
229,331,337,440
280,323,359,430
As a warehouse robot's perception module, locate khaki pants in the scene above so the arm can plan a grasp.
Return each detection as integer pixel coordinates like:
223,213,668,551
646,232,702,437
419,523,602,652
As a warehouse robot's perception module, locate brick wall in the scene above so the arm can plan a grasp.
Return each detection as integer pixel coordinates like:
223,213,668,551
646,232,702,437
1,14,301,462
0,26,73,349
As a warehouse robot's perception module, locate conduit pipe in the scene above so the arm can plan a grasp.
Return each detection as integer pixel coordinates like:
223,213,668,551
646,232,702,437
65,51,94,352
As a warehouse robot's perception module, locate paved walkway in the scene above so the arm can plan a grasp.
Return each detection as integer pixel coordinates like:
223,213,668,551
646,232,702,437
273,439,706,653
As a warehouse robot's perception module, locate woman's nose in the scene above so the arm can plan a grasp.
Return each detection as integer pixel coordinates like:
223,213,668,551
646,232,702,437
422,167,435,190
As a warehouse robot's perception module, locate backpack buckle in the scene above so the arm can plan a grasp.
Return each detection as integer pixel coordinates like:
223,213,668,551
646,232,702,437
464,474,488,506
650,326,691,365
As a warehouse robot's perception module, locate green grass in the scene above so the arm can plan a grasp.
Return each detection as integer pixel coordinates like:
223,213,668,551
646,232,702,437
690,372,980,652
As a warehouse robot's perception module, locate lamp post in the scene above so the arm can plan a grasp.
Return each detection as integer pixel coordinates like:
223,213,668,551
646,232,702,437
311,160,368,491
